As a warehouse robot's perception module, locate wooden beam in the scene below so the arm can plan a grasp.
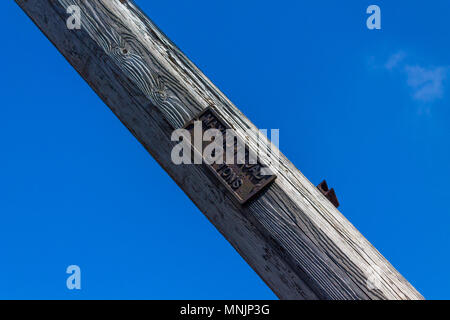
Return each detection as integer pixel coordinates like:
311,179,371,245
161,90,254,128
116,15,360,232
15,0,423,300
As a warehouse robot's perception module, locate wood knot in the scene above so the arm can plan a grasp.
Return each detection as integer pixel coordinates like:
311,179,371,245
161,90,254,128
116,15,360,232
155,90,167,102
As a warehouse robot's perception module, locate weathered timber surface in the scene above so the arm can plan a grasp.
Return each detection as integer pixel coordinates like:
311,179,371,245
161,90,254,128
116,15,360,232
15,0,423,300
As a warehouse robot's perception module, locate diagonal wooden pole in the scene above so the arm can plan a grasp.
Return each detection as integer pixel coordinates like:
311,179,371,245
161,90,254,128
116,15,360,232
15,0,423,300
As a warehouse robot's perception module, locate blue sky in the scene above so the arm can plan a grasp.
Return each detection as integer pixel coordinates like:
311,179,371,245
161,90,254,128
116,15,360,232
1,0,449,299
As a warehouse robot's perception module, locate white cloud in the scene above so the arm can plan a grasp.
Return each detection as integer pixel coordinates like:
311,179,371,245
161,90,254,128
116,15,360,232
404,65,447,102
385,52,405,70
383,53,448,103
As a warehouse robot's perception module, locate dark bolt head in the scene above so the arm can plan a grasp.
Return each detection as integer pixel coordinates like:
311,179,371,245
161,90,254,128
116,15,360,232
317,180,340,208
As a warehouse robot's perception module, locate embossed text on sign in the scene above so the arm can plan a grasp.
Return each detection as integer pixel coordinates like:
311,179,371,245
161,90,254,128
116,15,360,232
184,108,276,204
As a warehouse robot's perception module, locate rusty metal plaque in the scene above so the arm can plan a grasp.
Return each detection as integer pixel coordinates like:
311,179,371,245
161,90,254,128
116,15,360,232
184,107,276,204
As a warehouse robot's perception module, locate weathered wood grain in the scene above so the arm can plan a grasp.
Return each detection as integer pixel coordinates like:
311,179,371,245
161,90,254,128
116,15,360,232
15,0,423,299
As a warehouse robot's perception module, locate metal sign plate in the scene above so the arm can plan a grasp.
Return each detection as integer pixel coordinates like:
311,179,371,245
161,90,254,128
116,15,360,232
184,107,276,204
